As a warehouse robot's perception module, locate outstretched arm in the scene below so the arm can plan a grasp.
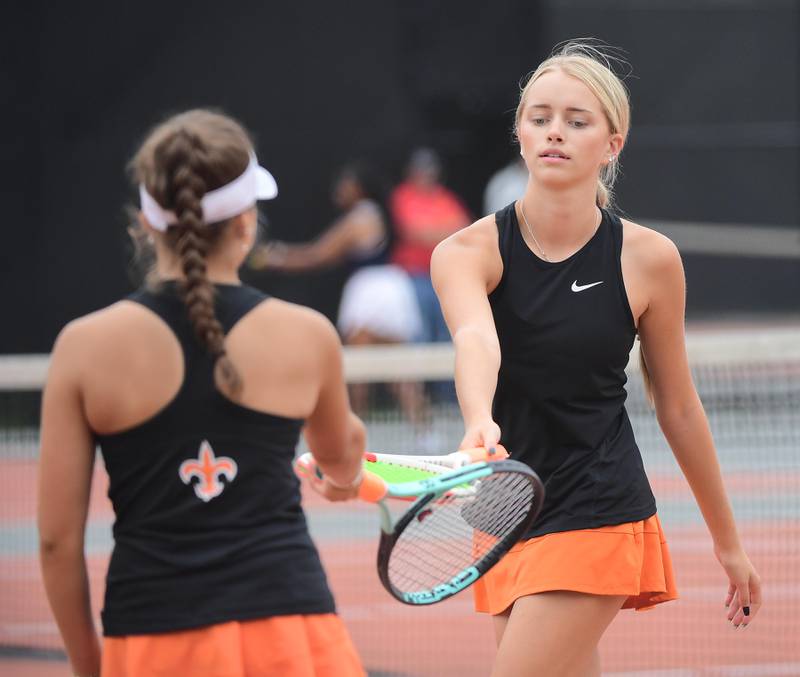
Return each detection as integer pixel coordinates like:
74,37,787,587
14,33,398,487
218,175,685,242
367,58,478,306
431,217,504,449
250,208,384,272
637,233,761,627
38,324,101,677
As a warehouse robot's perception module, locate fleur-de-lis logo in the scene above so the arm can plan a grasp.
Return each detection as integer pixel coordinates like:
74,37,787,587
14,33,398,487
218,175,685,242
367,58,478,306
179,440,238,502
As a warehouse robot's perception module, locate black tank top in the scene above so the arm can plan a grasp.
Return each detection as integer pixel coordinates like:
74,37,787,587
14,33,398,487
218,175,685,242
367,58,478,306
490,204,656,538
344,199,390,276
96,282,335,636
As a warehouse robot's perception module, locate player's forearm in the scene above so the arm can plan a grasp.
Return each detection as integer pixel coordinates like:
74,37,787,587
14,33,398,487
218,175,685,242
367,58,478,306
316,412,366,486
40,544,100,676
657,398,742,552
263,242,327,271
453,328,501,427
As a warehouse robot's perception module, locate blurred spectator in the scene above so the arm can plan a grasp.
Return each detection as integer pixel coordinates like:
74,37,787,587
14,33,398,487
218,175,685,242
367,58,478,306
483,155,529,215
390,148,470,344
249,163,426,422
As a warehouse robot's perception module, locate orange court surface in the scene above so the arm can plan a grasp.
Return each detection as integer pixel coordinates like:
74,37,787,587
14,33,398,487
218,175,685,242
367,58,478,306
1,460,798,677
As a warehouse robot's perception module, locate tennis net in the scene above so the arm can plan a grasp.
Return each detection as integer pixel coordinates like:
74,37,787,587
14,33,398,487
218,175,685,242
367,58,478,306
1,325,798,676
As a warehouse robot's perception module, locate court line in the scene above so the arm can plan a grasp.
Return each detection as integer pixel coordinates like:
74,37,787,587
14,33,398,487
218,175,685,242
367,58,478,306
606,663,800,676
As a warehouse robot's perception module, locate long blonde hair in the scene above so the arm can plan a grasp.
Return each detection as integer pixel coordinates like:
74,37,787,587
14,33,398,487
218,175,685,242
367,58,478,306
515,40,631,209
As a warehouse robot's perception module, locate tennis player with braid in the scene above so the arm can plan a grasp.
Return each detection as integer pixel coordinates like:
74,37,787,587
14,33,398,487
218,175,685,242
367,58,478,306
432,42,762,676
38,110,366,677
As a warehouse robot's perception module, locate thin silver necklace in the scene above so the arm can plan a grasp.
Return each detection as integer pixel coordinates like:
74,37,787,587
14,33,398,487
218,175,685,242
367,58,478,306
519,201,549,262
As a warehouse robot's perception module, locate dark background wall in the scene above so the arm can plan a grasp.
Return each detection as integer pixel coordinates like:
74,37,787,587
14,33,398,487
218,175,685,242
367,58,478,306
3,0,798,353
545,0,799,317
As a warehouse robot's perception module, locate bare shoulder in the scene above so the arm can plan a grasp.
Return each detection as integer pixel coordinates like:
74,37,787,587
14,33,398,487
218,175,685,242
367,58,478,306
432,214,502,292
52,301,146,354
247,297,340,350
349,199,384,224
436,214,498,254
621,218,682,274
48,301,154,381
232,298,343,397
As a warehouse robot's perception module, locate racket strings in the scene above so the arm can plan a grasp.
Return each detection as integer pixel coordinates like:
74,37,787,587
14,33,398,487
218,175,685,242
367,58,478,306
467,479,533,536
388,477,533,591
387,472,538,594
388,507,528,585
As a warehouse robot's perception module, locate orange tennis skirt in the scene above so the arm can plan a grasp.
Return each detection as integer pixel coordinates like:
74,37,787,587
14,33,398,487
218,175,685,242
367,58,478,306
101,613,365,677
473,514,678,615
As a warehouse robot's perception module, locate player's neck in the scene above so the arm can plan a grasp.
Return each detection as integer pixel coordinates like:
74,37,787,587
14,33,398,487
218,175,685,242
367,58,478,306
520,182,600,247
154,256,241,285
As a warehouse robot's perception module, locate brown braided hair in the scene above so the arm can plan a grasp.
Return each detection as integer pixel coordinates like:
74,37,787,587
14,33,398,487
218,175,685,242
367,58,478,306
130,110,255,398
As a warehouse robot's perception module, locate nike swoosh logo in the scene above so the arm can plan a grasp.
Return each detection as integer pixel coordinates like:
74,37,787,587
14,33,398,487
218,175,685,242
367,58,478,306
571,280,604,292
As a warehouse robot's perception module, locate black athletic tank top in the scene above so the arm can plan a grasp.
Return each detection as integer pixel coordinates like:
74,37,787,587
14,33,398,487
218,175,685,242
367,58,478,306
490,204,656,538
344,199,390,275
96,282,335,636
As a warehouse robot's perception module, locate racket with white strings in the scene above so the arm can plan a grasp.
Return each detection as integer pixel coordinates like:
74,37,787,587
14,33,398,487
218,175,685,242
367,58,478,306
354,446,511,496
295,447,544,605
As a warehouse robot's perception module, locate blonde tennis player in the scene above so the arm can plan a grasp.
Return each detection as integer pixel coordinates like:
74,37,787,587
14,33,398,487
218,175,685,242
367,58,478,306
432,41,762,677
38,109,366,677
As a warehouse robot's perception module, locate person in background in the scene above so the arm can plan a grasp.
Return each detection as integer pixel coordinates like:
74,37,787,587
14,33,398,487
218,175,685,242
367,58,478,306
483,155,529,216
390,147,470,345
38,109,366,677
249,163,426,425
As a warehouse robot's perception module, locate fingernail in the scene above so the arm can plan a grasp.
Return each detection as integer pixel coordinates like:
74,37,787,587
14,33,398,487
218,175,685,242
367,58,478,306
743,606,750,616
314,467,323,480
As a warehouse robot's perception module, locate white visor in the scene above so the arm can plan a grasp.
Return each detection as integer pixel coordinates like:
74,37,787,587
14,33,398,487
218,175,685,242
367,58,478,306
139,153,277,232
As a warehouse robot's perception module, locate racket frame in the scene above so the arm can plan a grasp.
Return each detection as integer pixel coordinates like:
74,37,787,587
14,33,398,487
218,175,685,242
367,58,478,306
376,459,544,605
294,451,544,606
365,446,508,471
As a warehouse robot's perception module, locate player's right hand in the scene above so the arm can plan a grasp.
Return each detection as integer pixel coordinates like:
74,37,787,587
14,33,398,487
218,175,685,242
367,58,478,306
305,462,362,503
460,419,501,452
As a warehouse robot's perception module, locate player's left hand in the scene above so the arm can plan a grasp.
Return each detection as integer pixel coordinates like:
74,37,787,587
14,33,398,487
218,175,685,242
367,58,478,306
715,545,762,627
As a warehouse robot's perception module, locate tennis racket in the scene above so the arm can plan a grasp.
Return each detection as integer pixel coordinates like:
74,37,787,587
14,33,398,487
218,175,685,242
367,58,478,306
295,448,544,605
356,446,511,496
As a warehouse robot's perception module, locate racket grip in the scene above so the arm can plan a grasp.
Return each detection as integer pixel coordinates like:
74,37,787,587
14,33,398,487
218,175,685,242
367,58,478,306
455,445,508,465
295,453,387,502
294,452,314,479
358,469,388,503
